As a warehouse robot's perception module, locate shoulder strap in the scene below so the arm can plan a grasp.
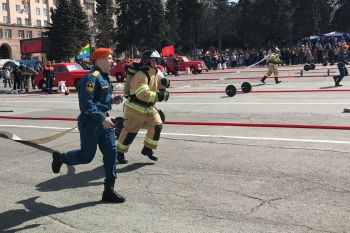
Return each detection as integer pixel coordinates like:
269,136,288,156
141,69,151,85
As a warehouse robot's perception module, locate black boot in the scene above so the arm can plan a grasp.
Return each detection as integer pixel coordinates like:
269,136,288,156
52,151,64,174
141,146,158,161
274,77,281,84
333,76,338,84
102,180,125,203
117,152,128,164
260,76,267,84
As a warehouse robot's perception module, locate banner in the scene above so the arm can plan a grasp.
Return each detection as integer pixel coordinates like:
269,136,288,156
20,38,42,54
162,45,175,56
76,44,91,59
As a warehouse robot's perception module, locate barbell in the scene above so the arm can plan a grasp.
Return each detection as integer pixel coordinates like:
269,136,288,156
303,64,316,71
296,69,336,77
225,82,252,97
322,61,335,66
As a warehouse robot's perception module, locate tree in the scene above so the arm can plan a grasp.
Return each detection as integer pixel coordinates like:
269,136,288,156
114,0,166,55
70,0,90,51
135,0,166,50
177,0,206,54
318,0,332,33
47,0,89,61
164,0,180,45
331,0,350,32
114,0,134,54
212,0,234,50
47,0,74,61
291,0,321,41
235,0,258,47
95,0,115,47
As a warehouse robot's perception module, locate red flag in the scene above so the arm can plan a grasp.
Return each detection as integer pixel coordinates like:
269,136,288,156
162,45,175,56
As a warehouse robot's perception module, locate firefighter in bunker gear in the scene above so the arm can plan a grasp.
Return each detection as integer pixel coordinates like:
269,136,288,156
116,49,169,164
261,47,282,84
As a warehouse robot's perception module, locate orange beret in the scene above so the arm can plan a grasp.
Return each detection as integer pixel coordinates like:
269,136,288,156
90,48,112,61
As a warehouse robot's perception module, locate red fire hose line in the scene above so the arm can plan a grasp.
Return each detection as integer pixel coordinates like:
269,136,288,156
200,66,338,74
167,89,350,94
168,74,332,82
16,88,350,95
0,116,349,130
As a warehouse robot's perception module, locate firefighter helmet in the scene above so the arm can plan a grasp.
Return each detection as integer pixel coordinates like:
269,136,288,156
140,49,161,66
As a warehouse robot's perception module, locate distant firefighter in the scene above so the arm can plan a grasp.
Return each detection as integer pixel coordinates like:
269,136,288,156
261,47,282,84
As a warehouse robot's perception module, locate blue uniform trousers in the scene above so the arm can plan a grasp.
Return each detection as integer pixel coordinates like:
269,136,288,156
46,76,54,94
336,63,348,83
63,119,117,182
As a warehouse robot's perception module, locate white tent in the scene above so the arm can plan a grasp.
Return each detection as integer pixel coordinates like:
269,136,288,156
0,59,19,68
323,31,344,37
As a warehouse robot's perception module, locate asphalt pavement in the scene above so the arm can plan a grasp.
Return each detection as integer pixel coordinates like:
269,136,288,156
0,64,349,233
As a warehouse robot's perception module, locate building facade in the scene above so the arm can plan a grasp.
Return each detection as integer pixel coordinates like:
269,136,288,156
0,0,96,60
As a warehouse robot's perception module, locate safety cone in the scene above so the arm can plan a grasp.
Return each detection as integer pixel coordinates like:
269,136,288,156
217,63,222,70
57,81,68,94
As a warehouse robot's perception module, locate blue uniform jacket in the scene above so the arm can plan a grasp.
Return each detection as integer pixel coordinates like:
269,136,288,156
338,51,349,65
77,67,113,127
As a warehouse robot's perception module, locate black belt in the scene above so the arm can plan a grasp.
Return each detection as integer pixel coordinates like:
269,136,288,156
129,95,154,108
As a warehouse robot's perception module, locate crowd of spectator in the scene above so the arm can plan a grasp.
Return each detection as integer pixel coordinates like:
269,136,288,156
199,34,350,70
0,63,42,92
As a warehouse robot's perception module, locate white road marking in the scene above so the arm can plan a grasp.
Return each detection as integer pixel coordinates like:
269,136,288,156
1,100,350,105
161,132,350,144
162,102,350,105
0,125,75,130
0,124,349,145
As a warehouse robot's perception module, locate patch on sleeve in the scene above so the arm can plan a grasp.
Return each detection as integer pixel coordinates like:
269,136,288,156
92,71,100,77
86,81,95,93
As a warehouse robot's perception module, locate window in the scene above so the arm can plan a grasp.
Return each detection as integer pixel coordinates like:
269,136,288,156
25,18,31,25
35,0,40,3
36,7,40,15
0,29,3,38
2,3,7,11
38,31,42,37
4,29,11,38
44,20,48,27
42,0,48,3
66,64,83,71
26,31,32,39
3,16,8,24
43,8,48,16
17,18,22,25
16,5,21,12
56,66,68,72
24,6,30,13
18,30,24,38
36,20,41,27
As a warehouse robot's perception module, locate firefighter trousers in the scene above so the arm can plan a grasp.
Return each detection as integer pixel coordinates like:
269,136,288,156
117,106,163,153
266,64,279,76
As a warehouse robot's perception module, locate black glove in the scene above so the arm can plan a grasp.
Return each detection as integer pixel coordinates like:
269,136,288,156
157,89,169,102
112,95,123,105
160,78,170,88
